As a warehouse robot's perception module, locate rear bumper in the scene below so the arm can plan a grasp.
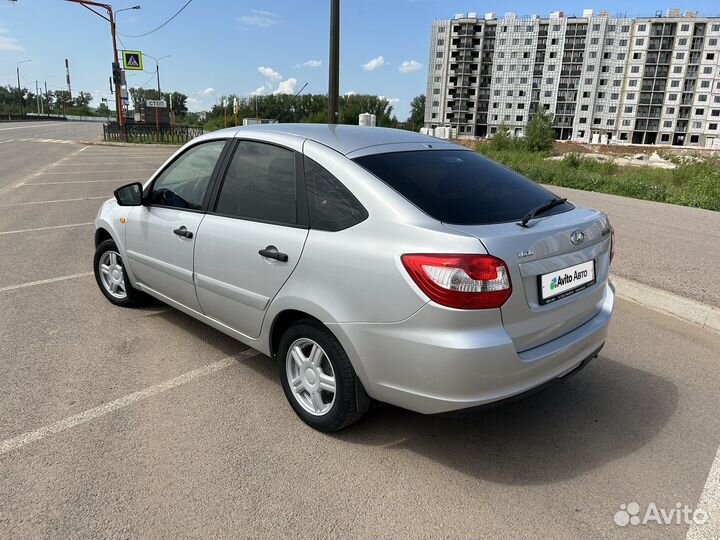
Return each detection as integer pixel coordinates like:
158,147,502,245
332,281,614,414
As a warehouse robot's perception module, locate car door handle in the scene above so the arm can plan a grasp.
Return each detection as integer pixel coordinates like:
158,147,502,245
173,226,193,239
258,245,288,262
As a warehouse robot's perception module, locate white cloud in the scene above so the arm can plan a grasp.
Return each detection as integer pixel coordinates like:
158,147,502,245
198,87,215,96
237,9,279,28
380,96,401,106
344,90,357,96
399,60,423,73
258,66,282,81
296,59,322,68
249,86,267,96
361,56,385,71
273,78,298,95
0,30,23,52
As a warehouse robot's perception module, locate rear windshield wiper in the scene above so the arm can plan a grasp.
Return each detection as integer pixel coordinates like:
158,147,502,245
518,197,568,228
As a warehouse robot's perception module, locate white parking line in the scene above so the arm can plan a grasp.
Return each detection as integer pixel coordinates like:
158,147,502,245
0,123,56,131
0,350,255,456
0,272,93,293
0,222,93,236
0,196,109,207
686,445,720,539
24,180,138,185
38,169,155,175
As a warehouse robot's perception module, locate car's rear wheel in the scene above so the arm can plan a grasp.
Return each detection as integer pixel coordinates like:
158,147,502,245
278,321,369,431
93,239,147,307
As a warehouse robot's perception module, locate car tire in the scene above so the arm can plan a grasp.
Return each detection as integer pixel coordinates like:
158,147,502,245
93,239,148,307
278,320,370,432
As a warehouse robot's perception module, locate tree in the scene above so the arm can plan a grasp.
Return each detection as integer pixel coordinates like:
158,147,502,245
490,123,512,151
96,102,110,117
408,95,425,130
524,107,556,152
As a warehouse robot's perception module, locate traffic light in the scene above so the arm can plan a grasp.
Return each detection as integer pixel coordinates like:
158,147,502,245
112,62,121,85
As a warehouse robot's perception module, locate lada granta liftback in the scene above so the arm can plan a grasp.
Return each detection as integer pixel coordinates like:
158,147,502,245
94,124,615,431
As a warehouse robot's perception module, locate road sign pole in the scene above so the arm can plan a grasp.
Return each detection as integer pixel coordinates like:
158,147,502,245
328,0,340,124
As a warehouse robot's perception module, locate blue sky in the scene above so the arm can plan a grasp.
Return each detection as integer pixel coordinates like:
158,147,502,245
1,0,718,119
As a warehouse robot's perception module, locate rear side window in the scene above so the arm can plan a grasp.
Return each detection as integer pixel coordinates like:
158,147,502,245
304,156,367,231
354,150,573,225
216,141,297,226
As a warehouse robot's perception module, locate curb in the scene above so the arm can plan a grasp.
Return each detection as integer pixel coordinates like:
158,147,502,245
611,274,720,335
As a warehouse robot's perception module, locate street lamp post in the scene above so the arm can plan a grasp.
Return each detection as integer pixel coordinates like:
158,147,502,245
44,76,55,116
16,59,31,117
144,53,170,140
328,0,339,124
64,1,140,131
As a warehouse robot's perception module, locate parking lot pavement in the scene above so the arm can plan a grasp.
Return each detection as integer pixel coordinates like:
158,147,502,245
551,185,720,309
1,140,719,539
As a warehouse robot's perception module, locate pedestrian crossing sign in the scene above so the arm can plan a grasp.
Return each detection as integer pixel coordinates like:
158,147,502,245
122,50,143,71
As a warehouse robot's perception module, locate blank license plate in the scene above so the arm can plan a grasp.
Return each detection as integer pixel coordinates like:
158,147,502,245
538,260,596,305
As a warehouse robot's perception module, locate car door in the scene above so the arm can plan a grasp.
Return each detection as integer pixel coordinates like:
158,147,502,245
193,139,309,338
125,139,227,311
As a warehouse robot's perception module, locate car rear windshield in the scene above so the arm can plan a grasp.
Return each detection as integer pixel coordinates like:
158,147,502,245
353,149,574,225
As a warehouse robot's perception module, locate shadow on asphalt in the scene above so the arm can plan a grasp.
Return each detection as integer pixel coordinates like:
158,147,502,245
335,356,678,485
138,304,678,485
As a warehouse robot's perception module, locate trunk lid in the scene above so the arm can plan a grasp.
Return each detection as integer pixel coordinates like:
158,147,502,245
445,207,612,351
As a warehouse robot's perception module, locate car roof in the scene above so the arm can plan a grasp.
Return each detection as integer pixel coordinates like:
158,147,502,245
223,123,453,156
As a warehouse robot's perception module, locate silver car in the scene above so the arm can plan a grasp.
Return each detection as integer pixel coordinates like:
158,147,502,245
94,124,615,431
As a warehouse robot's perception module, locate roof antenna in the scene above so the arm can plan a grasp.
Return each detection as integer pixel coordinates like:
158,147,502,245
272,82,308,124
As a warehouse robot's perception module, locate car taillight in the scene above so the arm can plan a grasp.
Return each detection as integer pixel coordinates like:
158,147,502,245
609,226,615,265
401,254,512,309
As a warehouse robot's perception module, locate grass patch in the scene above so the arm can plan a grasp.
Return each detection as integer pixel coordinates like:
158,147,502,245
476,142,720,212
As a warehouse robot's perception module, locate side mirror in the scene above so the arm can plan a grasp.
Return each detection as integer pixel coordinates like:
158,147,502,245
114,182,144,206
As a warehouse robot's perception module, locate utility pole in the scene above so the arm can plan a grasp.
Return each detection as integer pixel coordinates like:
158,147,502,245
64,1,140,131
44,76,55,116
328,0,339,124
16,59,31,117
35,80,40,115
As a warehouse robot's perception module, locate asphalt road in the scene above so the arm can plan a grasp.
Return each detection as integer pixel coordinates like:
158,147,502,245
0,122,719,539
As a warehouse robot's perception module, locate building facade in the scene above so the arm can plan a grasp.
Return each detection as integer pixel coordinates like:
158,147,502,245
424,9,720,148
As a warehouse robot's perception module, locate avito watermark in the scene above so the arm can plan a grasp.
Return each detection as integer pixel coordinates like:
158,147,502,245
614,502,709,527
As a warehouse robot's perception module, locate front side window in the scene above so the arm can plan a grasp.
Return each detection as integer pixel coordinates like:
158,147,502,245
215,141,297,226
149,140,225,210
354,150,573,225
304,157,367,231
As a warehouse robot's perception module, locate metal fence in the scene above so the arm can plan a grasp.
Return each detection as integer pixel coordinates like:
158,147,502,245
103,123,203,144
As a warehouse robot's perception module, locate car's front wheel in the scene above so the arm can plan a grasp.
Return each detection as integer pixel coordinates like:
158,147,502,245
278,321,369,431
93,238,147,307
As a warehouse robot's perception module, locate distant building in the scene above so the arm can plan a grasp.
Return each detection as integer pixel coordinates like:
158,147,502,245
425,9,720,148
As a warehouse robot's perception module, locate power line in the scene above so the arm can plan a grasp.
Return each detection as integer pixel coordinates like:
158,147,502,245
118,0,193,38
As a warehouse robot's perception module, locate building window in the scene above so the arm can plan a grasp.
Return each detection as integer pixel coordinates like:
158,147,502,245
615,66,623,73
591,38,599,44
544,90,552,97
437,39,444,45
611,93,619,100
663,120,673,128
666,107,675,113
671,80,680,87
433,89,440,94
592,24,600,31
635,38,644,46
435,63,442,70
681,24,690,31
546,77,554,84
673,66,682,73
593,118,601,125
699,94,708,101
678,38,687,45
609,106,617,112
553,24,560,31
438,27,445,32
581,104,589,111
710,123,718,130
547,64,555,71
551,38,558,45
622,119,631,126
631,66,640,73
690,135,699,143
710,39,718,46
432,100,439,106
712,110,720,116
436,52,443,58
518,103,525,109
712,24,720,31
516,115,523,121
603,52,611,59
637,24,646,31
660,134,670,142
701,81,710,88
609,25,616,31
607,119,615,126
627,93,635,99
613,80,621,87
624,106,633,113
629,79,638,86
606,38,614,45
549,51,556,58
668,93,678,100
579,117,587,124
622,25,630,32
633,52,642,59
582,91,590,98
617,52,626,60
703,67,713,74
